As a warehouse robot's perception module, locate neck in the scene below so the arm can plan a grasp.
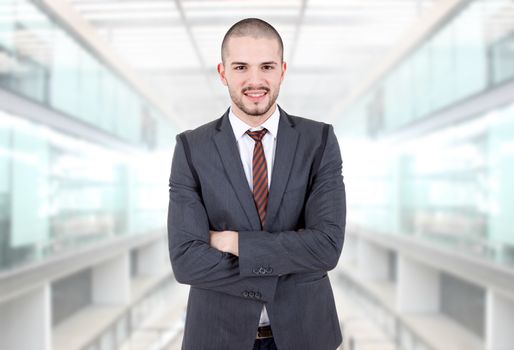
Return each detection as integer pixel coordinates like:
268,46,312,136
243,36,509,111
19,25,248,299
231,103,276,128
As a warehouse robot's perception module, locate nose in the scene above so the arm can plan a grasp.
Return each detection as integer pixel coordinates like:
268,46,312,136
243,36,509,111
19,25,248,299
247,66,264,86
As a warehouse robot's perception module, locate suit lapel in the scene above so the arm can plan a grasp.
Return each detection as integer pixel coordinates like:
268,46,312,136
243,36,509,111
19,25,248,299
265,105,299,230
213,108,261,230
212,105,299,232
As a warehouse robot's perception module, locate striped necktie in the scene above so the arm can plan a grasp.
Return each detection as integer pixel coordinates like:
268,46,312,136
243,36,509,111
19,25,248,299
246,128,268,229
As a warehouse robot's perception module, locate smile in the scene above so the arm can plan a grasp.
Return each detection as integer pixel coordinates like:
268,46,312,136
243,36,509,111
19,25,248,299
244,90,267,101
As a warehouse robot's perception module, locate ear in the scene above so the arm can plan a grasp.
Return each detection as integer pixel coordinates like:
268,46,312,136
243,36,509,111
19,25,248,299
280,61,287,82
218,63,228,86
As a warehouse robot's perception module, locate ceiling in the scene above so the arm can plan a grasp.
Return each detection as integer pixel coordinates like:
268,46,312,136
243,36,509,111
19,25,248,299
66,0,438,130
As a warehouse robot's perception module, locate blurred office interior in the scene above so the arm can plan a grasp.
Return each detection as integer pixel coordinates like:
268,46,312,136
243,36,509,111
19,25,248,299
0,0,513,349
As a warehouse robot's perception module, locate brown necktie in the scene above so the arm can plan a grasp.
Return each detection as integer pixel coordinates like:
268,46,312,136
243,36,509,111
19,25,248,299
246,128,268,229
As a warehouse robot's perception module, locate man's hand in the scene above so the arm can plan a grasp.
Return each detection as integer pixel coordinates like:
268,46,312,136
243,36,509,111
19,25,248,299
209,230,239,256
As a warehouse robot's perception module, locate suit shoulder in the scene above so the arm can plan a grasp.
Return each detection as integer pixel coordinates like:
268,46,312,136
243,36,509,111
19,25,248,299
288,114,329,129
287,114,330,140
176,117,219,143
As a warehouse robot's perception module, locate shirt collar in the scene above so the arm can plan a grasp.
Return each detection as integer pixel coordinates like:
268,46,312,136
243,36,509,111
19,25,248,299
228,105,280,142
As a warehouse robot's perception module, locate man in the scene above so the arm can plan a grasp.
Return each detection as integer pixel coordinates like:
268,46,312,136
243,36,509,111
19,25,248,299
168,18,346,350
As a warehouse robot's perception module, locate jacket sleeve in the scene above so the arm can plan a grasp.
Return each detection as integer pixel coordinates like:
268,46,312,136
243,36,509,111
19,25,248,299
238,124,346,277
167,133,277,302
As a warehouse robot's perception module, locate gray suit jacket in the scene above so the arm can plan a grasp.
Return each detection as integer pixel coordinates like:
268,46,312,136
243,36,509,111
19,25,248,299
167,104,346,350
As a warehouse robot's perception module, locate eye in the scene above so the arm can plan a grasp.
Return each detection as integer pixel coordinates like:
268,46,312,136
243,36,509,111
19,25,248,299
262,65,274,70
234,65,246,70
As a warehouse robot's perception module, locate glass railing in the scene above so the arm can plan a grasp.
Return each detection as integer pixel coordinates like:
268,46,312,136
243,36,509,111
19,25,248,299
82,278,177,350
0,110,173,272
338,100,514,269
336,272,434,350
0,0,173,148
340,0,514,137
335,0,514,270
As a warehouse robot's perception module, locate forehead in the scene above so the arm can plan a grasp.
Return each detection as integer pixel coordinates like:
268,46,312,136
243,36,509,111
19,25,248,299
225,36,281,63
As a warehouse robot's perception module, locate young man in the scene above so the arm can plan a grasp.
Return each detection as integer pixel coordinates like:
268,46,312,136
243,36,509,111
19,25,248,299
168,18,346,350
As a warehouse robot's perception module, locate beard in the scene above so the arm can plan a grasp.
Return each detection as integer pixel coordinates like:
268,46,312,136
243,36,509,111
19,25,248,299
228,85,280,117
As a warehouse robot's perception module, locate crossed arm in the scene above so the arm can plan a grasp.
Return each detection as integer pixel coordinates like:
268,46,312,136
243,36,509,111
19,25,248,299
167,125,346,301
209,230,239,255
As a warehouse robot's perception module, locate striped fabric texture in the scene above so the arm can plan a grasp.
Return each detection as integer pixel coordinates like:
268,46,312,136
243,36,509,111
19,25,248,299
246,128,269,229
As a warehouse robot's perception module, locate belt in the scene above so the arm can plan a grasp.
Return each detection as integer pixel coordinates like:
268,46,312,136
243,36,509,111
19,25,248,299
256,325,273,339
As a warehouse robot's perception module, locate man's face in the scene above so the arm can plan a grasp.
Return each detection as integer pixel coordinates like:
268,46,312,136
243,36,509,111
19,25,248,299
218,36,287,118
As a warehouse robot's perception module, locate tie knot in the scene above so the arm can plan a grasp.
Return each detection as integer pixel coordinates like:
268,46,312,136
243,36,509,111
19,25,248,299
246,128,267,142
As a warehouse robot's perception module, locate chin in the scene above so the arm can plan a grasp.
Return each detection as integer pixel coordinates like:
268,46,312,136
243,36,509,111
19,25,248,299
249,103,271,114
248,109,268,117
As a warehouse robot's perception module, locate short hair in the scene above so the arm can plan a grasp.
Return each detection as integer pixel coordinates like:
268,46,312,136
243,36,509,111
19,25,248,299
221,18,284,65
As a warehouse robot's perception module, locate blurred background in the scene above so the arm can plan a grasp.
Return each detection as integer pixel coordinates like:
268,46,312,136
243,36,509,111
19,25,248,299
1,0,513,349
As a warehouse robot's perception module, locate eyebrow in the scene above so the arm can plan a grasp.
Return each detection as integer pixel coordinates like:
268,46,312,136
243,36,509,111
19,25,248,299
231,61,278,66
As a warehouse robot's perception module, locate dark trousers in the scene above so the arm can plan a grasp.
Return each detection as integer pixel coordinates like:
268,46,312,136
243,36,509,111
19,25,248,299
253,337,278,350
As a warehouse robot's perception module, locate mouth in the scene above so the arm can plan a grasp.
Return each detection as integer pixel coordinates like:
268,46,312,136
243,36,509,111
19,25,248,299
243,90,268,103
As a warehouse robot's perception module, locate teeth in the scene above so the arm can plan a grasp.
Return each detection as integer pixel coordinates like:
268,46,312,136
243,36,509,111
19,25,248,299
246,92,265,97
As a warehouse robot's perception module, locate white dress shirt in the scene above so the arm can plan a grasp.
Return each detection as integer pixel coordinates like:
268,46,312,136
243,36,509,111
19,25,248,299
228,105,280,327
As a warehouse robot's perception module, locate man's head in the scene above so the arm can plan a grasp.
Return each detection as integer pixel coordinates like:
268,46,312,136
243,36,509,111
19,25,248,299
221,18,284,65
218,18,287,124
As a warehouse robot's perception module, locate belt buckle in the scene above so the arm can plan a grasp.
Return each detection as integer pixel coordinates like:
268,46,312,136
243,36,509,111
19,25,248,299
256,325,273,339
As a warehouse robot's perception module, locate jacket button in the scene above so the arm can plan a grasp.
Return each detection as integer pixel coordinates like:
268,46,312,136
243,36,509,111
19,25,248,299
265,267,273,274
249,291,255,298
255,292,262,299
253,268,260,274
242,291,249,298
258,267,266,274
